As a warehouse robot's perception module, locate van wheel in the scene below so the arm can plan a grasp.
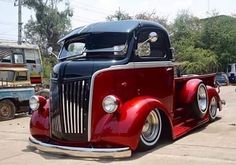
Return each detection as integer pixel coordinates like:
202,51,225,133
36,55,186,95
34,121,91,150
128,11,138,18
209,97,218,121
193,83,208,118
138,109,162,151
0,99,16,121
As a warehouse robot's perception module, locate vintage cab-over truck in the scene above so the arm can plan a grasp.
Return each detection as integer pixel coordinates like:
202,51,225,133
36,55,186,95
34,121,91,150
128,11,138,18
0,67,35,120
29,20,224,158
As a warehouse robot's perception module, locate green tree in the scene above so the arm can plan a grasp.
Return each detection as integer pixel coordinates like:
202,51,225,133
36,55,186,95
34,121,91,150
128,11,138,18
171,10,218,74
134,11,168,28
199,13,236,70
106,9,132,21
23,0,73,52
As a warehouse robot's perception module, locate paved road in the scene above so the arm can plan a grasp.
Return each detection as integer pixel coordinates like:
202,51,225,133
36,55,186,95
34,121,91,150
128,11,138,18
0,86,236,165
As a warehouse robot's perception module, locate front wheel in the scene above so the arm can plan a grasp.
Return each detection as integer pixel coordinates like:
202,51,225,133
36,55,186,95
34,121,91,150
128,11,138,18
0,99,16,121
138,109,162,151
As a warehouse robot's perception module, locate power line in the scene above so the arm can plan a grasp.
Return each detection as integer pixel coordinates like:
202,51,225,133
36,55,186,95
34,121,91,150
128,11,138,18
0,23,16,26
72,1,113,14
0,27,16,35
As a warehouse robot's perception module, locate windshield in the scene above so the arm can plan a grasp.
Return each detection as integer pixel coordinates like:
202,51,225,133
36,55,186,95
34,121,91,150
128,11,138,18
59,32,129,59
0,70,15,82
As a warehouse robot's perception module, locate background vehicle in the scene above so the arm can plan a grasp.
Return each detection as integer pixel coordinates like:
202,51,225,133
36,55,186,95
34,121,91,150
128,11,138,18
0,40,43,84
215,72,229,86
227,63,236,83
29,20,223,158
0,67,35,120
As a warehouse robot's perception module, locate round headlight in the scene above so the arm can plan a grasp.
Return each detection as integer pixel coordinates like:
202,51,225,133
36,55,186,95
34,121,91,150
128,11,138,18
29,96,40,111
102,95,119,113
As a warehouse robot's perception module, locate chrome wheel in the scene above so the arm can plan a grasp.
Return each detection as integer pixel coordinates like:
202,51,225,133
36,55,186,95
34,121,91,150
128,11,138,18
197,84,208,113
209,97,218,121
140,109,162,147
193,83,208,118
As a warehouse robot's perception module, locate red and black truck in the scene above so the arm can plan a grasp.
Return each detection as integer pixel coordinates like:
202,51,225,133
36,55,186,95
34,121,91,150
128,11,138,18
29,20,224,158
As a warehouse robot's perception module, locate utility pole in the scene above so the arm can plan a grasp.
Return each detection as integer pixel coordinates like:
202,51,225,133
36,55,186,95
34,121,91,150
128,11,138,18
14,0,23,45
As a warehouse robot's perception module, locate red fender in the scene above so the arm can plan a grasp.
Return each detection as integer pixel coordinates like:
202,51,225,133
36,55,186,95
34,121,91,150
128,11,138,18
30,99,50,138
206,86,222,111
92,96,173,150
180,79,202,104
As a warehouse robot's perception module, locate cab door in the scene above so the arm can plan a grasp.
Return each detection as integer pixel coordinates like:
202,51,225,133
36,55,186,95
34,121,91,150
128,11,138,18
132,27,174,115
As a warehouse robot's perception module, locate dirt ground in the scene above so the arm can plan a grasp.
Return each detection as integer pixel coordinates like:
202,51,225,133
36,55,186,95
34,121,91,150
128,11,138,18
0,85,236,165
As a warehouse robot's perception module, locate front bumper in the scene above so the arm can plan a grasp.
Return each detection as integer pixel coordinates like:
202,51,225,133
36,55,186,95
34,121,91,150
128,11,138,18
29,136,132,158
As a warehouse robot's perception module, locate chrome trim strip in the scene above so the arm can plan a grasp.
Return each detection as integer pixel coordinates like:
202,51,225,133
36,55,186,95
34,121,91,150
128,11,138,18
88,61,173,141
29,136,131,158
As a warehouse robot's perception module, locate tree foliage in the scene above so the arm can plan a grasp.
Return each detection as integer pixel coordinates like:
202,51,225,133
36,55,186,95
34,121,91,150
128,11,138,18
107,10,168,28
106,9,132,21
134,11,168,28
23,0,73,52
199,13,236,70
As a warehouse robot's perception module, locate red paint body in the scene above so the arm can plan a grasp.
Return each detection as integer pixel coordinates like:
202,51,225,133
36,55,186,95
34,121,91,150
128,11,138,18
30,65,222,150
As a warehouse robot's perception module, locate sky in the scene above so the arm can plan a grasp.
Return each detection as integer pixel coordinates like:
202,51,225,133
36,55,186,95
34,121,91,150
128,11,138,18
0,0,235,41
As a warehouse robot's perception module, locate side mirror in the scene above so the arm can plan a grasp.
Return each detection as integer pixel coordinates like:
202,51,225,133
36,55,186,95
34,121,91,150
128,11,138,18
149,32,158,43
47,47,58,59
47,47,53,55
137,32,158,49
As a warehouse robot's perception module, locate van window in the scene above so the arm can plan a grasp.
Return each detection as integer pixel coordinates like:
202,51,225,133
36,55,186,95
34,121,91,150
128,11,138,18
24,49,40,64
228,65,231,72
14,54,24,64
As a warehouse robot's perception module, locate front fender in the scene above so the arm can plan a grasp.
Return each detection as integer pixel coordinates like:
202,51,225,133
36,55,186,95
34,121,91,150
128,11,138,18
30,99,50,138
92,96,172,150
180,79,202,104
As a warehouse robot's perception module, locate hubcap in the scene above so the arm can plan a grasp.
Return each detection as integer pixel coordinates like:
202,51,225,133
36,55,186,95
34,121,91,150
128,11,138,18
141,110,161,143
197,84,207,112
210,97,217,118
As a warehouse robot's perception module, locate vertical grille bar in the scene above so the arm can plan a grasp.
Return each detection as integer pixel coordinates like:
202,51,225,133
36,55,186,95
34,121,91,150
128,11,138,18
81,80,85,134
62,84,68,133
73,81,77,133
66,83,70,133
69,82,73,133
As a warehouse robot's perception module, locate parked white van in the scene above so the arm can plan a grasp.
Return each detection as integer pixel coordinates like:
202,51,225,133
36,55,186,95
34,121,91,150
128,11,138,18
227,63,236,83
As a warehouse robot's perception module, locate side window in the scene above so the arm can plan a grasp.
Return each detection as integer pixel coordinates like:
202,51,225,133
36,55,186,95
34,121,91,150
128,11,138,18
136,29,166,59
15,71,27,81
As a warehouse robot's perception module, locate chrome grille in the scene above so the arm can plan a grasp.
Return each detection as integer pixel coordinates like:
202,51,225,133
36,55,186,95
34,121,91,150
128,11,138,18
61,79,89,134
51,77,90,141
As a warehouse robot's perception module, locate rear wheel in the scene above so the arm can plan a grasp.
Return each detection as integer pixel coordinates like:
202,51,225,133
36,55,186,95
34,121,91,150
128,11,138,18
138,109,162,151
193,83,208,118
209,97,218,121
0,99,16,121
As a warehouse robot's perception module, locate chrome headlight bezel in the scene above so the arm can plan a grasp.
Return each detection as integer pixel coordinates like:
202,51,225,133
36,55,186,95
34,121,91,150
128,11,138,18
29,96,40,111
102,95,119,113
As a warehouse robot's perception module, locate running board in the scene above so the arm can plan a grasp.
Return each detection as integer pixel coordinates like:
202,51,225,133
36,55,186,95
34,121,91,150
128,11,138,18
172,117,209,139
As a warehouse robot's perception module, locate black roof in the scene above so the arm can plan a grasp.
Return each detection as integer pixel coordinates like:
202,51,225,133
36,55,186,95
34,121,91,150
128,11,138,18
58,20,167,43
